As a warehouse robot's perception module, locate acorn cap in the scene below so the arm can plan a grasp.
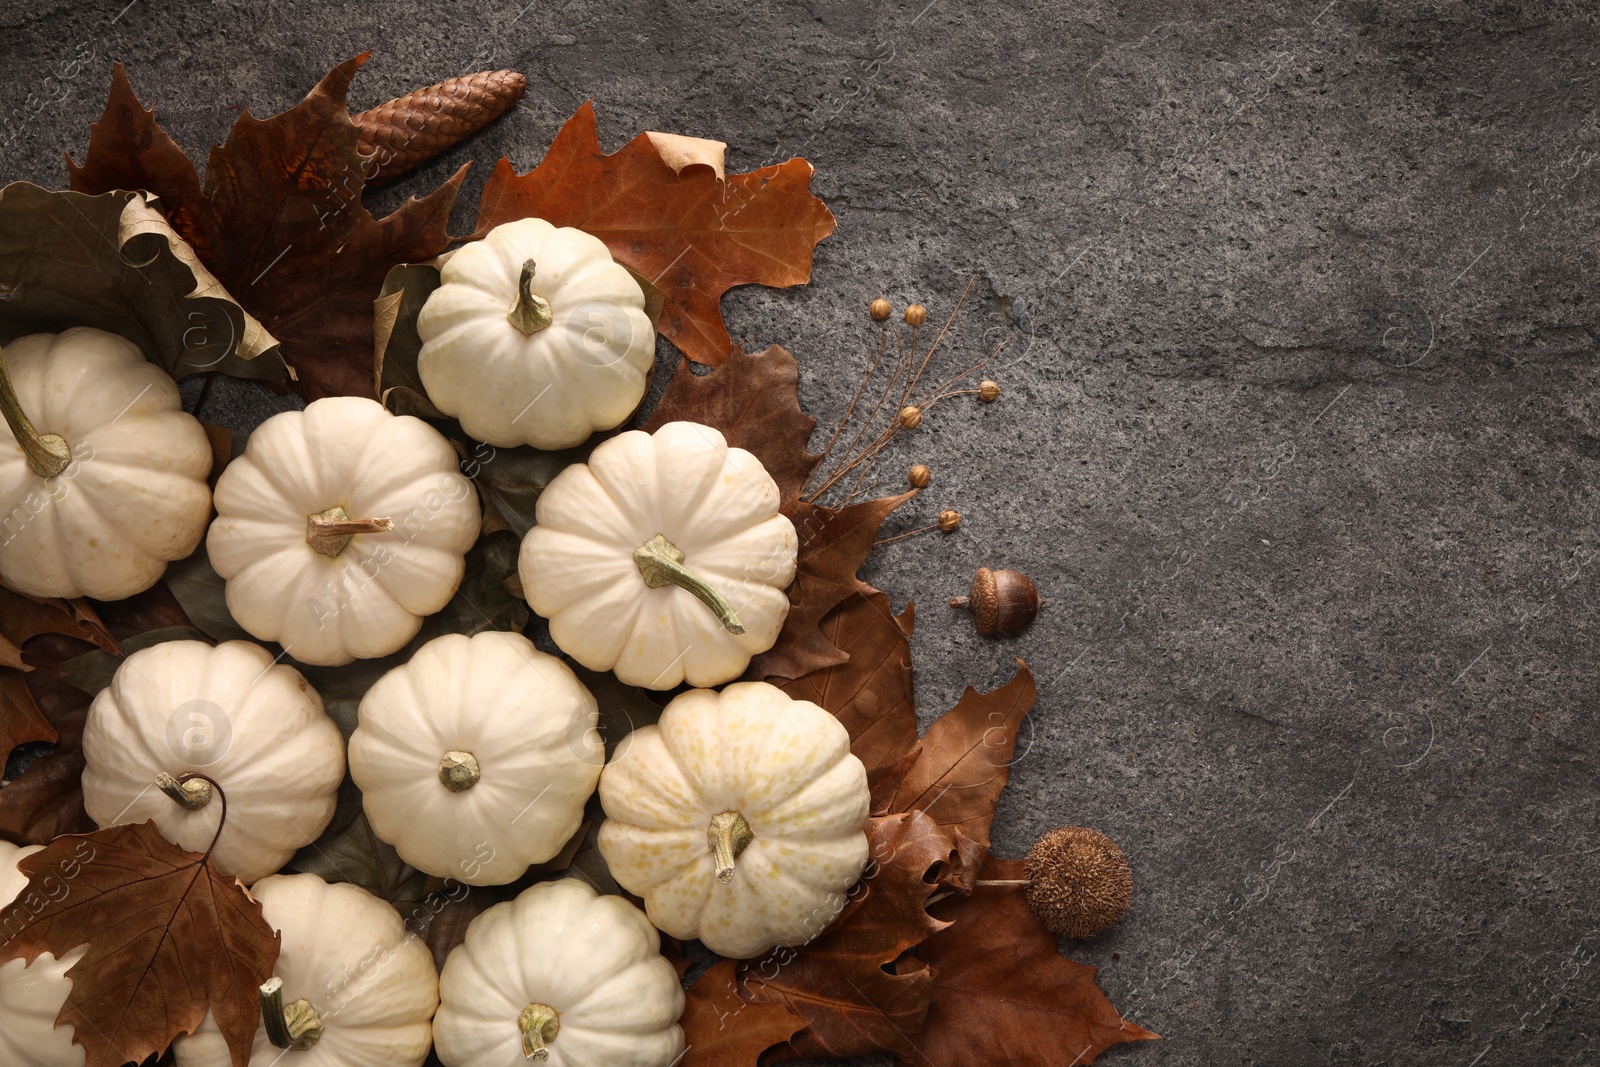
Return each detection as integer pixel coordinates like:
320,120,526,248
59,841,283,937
1024,826,1132,939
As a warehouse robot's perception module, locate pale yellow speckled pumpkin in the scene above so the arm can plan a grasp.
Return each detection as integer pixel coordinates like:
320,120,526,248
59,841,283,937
597,681,869,959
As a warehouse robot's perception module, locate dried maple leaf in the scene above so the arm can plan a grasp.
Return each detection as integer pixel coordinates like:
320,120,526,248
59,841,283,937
778,585,918,780
743,811,956,1060
643,347,823,507
680,960,807,1066
914,857,1158,1067
473,103,835,365
69,56,465,401
880,660,1038,853
0,820,280,1067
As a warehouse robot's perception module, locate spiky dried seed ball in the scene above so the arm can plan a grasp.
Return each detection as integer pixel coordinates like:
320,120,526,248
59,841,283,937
938,509,961,533
1024,826,1132,939
899,406,923,429
909,464,932,488
904,304,928,326
870,297,892,321
979,380,1001,402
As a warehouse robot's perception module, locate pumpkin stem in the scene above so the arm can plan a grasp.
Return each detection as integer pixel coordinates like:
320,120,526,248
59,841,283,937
154,771,214,811
438,750,481,792
518,1002,561,1061
306,505,394,558
261,977,325,1052
0,343,72,479
633,534,747,635
508,259,554,335
707,810,754,883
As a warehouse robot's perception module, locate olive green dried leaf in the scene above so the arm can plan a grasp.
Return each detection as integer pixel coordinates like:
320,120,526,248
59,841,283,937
0,183,287,383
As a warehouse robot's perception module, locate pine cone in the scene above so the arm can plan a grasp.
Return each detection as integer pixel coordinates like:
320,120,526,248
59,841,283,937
354,69,527,187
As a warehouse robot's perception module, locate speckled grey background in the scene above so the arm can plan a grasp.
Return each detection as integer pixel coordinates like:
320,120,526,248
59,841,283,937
5,0,1599,1063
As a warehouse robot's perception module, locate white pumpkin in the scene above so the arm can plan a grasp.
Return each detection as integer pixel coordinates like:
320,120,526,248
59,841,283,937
0,841,87,1067
518,421,797,689
207,395,480,666
433,878,684,1067
347,631,603,886
0,327,211,600
173,872,439,1067
81,639,345,884
416,217,655,450
598,682,870,959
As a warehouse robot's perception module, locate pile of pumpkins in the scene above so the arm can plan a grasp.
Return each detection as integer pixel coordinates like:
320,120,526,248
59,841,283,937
0,219,872,1066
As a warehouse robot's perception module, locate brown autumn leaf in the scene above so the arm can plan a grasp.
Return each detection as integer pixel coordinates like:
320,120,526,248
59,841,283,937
0,635,23,672
752,492,915,681
643,346,823,508
473,103,836,365
744,811,956,1060
778,585,917,781
0,586,118,655
0,820,280,1067
69,56,465,401
0,636,99,844
914,856,1159,1067
0,670,54,764
680,960,807,1067
880,660,1038,853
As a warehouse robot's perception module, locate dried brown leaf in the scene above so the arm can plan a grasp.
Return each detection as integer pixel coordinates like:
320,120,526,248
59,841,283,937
680,960,807,1067
913,856,1158,1067
69,56,465,401
473,103,835,365
0,821,280,1067
882,661,1037,851
751,492,915,681
643,346,822,508
0,637,99,844
778,585,917,780
744,811,956,1060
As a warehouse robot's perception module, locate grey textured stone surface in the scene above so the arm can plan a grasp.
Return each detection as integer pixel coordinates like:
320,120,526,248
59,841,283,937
5,0,1600,1064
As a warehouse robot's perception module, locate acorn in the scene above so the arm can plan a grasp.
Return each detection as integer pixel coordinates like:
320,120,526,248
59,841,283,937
1022,827,1133,938
908,464,932,488
904,303,928,326
979,380,1001,402
937,509,961,532
950,566,1039,635
898,405,923,429
870,297,892,321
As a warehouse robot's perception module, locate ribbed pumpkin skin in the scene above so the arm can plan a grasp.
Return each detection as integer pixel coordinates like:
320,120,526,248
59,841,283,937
597,681,870,959
348,631,603,885
81,640,345,884
0,327,211,600
206,395,479,666
433,879,685,1067
174,873,439,1067
416,217,654,450
519,421,798,690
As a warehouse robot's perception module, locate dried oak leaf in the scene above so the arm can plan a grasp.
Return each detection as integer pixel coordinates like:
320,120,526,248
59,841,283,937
0,587,117,767
680,960,806,1067
69,55,465,401
913,856,1158,1067
473,103,835,365
0,670,54,766
744,811,957,1061
0,820,280,1067
778,585,918,781
879,659,1038,855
